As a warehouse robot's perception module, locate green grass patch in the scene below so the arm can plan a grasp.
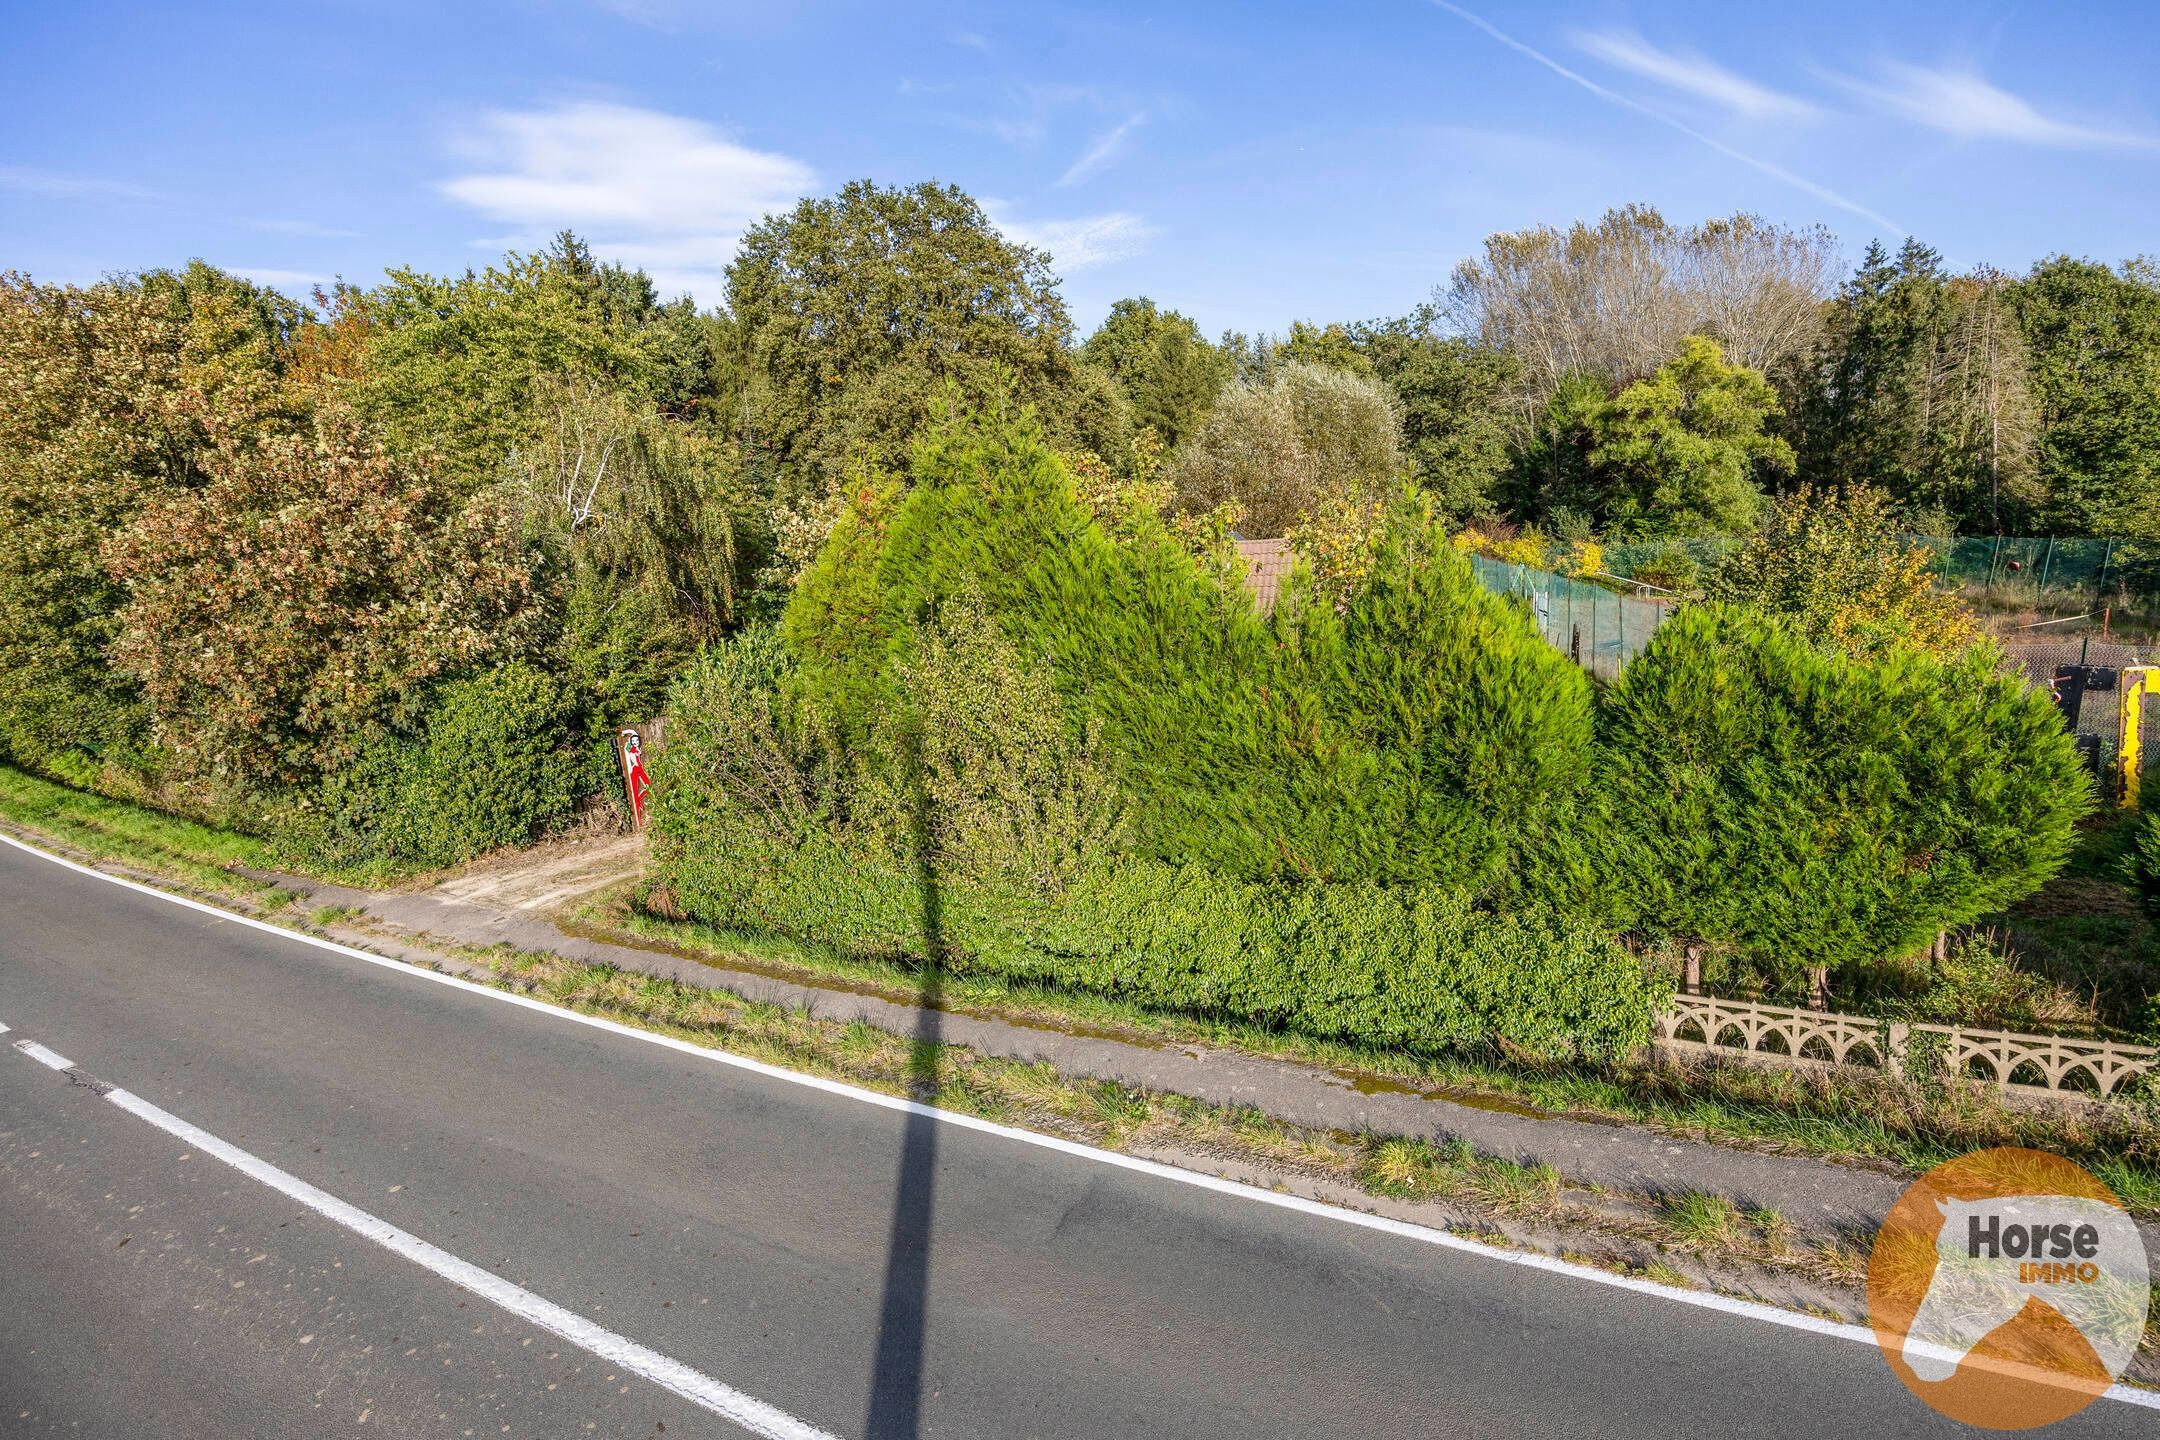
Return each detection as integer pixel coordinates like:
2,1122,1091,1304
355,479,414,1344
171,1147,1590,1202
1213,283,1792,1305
0,763,286,903
1995,810,2160,1039
1662,1191,1746,1249
0,761,424,897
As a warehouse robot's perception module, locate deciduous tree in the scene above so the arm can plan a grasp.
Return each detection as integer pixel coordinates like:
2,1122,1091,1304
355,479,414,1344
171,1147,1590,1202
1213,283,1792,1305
1172,362,1404,536
1587,337,1792,535
1446,205,1833,411
1080,297,1233,448
726,180,1122,512
105,406,542,784
0,264,301,771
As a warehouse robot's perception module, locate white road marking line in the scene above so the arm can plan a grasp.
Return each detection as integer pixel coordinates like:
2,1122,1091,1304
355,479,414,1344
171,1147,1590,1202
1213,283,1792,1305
13,1038,73,1071
12,1054,838,1440
4,828,2157,1413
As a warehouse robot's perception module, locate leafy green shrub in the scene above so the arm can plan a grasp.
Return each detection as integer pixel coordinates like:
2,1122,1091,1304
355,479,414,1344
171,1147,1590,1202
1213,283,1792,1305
1906,931,2054,1030
1170,360,1404,536
410,664,580,859
293,663,578,870
1619,540,1700,594
1705,482,1976,659
1596,605,2090,1000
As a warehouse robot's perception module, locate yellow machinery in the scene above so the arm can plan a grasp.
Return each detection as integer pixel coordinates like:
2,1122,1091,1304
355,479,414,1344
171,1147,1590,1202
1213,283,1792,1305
2121,666,2153,807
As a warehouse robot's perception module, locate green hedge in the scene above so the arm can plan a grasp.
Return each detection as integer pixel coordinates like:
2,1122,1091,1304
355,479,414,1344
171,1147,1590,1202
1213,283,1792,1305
656,818,1667,1061
784,406,1593,894
651,630,1667,1060
650,404,2090,1058
298,662,580,870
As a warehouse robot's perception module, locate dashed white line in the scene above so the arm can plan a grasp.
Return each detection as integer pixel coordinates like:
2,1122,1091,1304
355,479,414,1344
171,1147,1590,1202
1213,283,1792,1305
3,826,2157,1415
1,1034,838,1440
13,1037,73,1071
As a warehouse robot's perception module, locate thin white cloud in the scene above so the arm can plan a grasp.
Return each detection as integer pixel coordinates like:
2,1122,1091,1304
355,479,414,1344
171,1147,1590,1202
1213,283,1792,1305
1058,112,1146,186
985,204,1157,270
1829,62,2156,148
1425,1,1901,233
1570,30,1816,121
949,30,992,53
0,165,163,203
438,103,816,301
970,84,1117,150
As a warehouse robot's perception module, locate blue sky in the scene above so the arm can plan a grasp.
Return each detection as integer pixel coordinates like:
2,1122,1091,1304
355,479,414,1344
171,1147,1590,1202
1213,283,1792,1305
4,1,2157,338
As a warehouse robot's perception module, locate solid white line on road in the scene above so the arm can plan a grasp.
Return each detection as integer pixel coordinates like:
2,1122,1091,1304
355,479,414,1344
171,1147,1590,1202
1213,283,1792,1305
13,1038,74,1071
0,1040,840,1440
4,827,2157,1414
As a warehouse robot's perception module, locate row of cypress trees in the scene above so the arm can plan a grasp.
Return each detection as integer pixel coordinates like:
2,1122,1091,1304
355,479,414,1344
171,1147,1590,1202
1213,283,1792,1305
649,401,2090,1053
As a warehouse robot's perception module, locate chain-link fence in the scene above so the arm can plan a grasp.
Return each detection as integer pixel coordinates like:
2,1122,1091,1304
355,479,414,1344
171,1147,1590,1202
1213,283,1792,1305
1998,636,2160,802
1469,556,1676,683
1601,533,2160,629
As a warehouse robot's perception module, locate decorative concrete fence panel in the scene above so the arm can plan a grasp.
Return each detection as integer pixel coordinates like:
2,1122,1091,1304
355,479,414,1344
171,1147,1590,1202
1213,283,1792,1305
1654,995,2156,1104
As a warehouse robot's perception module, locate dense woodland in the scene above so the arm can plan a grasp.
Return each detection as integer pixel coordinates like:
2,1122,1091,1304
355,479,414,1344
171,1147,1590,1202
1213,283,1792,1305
1,182,2148,1049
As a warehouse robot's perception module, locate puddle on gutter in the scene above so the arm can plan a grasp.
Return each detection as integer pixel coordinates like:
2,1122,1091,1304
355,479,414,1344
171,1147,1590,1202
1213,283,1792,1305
1333,1068,1555,1120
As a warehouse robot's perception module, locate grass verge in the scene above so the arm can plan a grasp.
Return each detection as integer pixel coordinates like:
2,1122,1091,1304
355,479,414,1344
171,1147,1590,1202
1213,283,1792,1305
0,764,291,905
579,893,2160,1216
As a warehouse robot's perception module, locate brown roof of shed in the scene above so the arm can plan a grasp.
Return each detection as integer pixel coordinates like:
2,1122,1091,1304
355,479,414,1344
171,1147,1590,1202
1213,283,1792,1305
1235,537,1295,615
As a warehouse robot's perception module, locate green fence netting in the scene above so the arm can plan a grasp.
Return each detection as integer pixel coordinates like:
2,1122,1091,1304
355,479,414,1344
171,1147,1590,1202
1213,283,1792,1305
1469,556,1676,683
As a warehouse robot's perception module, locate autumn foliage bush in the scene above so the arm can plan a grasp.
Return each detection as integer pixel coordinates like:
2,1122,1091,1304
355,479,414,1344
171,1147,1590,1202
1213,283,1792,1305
0,265,301,772
105,408,542,785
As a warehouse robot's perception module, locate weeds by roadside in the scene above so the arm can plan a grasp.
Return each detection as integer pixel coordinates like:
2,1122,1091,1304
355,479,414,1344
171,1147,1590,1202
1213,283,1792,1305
0,764,285,903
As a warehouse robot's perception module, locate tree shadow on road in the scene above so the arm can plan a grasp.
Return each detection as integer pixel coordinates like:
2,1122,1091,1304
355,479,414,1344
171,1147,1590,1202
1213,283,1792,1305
863,749,946,1440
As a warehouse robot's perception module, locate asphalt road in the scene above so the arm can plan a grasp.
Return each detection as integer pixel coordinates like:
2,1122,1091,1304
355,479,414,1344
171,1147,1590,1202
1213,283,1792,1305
0,837,2152,1439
